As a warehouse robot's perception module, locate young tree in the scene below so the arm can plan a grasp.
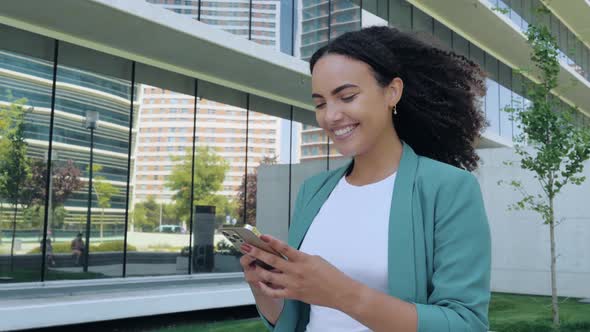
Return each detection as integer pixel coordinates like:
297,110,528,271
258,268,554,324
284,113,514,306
88,164,120,237
236,155,277,226
22,159,83,231
132,195,160,232
166,147,230,223
499,7,590,327
0,98,31,271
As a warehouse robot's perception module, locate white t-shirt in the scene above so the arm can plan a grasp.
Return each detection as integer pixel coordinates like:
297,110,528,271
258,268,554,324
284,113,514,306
299,171,396,332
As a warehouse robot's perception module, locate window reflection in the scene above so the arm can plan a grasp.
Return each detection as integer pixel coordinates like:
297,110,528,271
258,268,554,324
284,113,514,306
45,52,134,280
130,85,194,276
0,50,54,283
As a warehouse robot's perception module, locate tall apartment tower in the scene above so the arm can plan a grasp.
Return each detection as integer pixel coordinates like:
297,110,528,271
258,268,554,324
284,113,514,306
146,0,281,50
134,88,281,203
297,0,361,162
135,0,283,203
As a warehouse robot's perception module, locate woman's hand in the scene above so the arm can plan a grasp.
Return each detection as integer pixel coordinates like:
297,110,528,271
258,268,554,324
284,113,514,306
241,235,360,310
239,250,284,291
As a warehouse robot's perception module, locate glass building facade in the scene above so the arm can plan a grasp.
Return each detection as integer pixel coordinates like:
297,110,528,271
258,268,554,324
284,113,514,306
0,0,588,328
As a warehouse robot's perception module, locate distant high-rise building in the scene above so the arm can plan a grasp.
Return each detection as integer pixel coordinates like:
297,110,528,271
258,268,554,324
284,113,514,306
134,87,281,203
0,50,137,233
146,0,281,50
297,0,361,162
136,1,283,202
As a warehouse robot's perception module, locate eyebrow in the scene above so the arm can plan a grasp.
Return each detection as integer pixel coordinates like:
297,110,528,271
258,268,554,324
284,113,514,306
312,83,359,99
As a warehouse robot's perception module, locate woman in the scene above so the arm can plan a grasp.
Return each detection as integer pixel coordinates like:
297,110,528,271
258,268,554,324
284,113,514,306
240,26,491,332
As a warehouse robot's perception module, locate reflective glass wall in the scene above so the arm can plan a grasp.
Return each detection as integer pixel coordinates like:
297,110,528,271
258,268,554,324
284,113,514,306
1,0,589,284
0,23,306,282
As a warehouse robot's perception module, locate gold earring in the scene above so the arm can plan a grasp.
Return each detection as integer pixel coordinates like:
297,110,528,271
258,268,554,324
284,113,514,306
393,105,398,115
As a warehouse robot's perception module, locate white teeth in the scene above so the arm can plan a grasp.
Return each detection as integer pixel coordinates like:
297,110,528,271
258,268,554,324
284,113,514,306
334,125,356,136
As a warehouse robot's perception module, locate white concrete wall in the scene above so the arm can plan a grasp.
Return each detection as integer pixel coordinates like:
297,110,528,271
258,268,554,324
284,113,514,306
475,147,590,298
257,148,590,298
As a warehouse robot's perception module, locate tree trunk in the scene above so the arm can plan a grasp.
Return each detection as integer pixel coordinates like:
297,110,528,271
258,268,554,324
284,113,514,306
9,204,18,272
549,198,559,327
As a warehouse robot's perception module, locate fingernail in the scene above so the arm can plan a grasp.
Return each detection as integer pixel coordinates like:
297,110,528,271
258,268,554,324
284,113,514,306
241,244,252,252
260,235,270,243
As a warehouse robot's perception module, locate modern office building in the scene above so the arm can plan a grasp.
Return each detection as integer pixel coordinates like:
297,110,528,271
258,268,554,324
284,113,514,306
0,0,589,330
0,49,138,239
146,0,282,49
136,0,283,204
134,88,281,203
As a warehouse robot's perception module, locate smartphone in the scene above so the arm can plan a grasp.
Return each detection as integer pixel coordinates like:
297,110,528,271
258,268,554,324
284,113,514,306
220,225,282,269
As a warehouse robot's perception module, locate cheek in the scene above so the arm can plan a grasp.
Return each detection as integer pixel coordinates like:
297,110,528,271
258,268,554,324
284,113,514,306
315,110,326,128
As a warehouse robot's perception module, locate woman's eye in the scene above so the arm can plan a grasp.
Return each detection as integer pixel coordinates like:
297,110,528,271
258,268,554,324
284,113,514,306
341,94,357,102
315,103,326,109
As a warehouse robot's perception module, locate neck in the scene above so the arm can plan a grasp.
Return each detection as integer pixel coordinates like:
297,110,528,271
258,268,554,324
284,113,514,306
347,128,403,186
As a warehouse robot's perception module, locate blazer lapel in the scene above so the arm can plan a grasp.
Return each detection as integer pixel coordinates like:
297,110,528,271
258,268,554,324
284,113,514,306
388,142,418,301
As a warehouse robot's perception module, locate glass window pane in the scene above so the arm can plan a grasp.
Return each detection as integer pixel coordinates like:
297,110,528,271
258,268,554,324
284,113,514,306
298,0,330,61
194,96,247,273
332,0,361,38
0,48,54,283
131,82,194,276
44,46,134,280
469,43,485,68
412,7,433,34
146,0,255,42
433,20,452,49
485,54,500,136
499,64,512,140
245,107,290,241
389,0,411,31
452,32,469,57
292,109,328,214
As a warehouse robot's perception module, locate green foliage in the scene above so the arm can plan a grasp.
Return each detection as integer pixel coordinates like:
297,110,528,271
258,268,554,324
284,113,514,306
215,240,241,256
498,6,590,328
0,98,32,207
166,146,234,222
236,155,277,226
93,240,137,252
28,240,137,253
501,13,590,220
132,195,188,231
88,163,120,210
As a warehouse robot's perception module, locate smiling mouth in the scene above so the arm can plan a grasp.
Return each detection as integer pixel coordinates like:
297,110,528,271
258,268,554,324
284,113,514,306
332,124,358,140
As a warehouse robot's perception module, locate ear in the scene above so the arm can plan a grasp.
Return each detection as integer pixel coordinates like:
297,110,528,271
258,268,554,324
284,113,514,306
386,77,404,109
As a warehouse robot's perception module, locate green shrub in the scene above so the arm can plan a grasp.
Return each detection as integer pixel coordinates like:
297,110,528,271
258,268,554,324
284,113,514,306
93,241,137,252
28,240,136,254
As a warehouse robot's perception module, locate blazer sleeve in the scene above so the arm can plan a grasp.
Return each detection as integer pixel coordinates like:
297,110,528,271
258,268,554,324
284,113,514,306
415,173,491,332
258,180,307,331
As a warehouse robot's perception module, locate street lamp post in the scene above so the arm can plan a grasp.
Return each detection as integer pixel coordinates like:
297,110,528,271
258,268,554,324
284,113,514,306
83,111,98,272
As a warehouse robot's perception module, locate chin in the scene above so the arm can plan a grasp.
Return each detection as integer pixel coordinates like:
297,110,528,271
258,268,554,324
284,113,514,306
332,146,356,158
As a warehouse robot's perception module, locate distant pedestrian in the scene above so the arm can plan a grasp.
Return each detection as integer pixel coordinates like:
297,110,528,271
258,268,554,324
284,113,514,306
71,233,85,265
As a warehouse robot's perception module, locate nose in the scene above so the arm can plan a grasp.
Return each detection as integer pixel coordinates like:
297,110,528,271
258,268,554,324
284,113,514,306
324,103,344,124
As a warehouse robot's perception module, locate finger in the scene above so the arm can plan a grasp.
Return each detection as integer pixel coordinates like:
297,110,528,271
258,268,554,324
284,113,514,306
239,254,256,268
247,246,291,273
257,281,289,299
255,266,289,288
260,235,304,262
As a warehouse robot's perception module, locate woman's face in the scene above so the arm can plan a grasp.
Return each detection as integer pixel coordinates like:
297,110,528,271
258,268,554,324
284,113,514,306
311,54,401,158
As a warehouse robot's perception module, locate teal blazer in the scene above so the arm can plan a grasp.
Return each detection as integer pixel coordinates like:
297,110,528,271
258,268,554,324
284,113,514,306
258,142,491,332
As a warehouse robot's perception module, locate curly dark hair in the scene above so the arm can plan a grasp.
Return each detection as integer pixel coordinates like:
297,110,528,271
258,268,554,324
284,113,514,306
309,26,487,171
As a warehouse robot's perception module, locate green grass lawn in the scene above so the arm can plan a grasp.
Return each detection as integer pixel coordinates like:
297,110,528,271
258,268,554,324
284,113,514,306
489,293,590,332
149,293,590,332
154,318,265,332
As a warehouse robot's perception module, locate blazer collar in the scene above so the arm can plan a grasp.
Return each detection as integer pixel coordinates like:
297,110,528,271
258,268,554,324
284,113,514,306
289,141,419,301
